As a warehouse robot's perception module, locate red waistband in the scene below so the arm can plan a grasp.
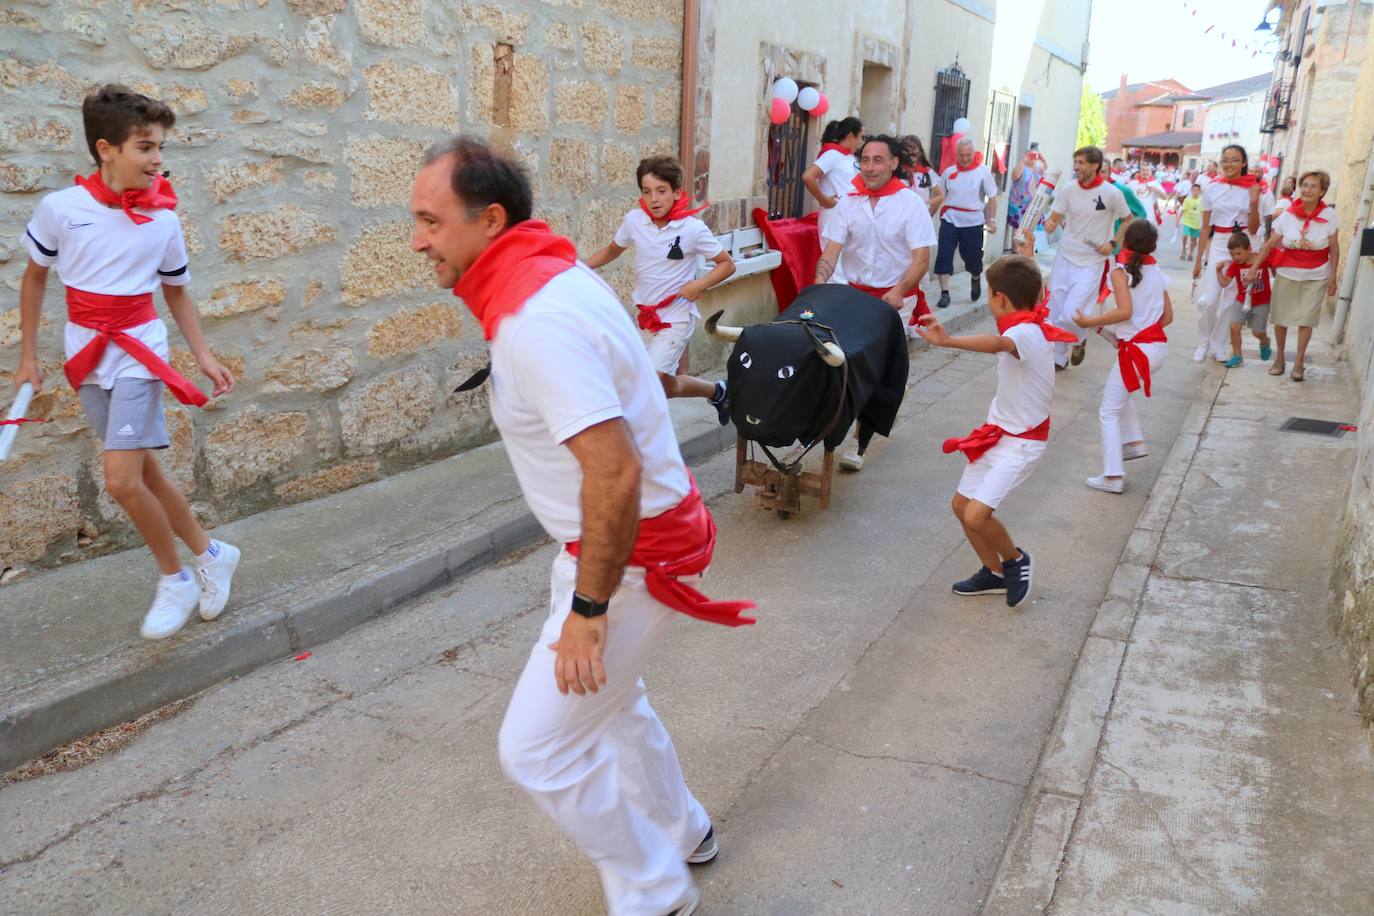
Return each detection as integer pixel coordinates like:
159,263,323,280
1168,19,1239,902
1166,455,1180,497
940,205,981,218
565,481,756,627
1116,321,1167,398
63,288,207,406
635,292,680,333
1268,247,1330,270
849,282,893,299
942,416,1051,464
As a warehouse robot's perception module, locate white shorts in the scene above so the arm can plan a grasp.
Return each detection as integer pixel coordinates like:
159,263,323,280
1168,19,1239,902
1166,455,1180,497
956,437,1046,510
643,315,696,376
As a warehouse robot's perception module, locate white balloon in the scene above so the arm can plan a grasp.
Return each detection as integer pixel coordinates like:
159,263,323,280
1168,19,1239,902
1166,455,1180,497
772,78,799,104
797,87,821,112
952,117,972,135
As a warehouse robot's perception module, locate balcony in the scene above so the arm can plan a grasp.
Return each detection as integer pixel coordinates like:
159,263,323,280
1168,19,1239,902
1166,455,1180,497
1260,81,1293,133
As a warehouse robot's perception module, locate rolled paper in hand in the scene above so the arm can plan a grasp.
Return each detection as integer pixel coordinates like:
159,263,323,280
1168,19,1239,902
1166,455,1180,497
1017,167,1061,238
0,382,36,462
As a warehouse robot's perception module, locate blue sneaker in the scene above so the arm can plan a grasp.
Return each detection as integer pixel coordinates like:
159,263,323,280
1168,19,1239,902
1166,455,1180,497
710,380,730,426
1002,549,1033,608
1260,344,1273,361
1224,355,1243,368
952,566,1006,596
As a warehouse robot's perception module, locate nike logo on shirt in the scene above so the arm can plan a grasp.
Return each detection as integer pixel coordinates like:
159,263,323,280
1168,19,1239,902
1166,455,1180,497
67,221,95,229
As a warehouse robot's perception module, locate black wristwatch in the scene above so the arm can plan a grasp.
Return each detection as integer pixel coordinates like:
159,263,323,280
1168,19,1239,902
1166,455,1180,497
571,592,610,619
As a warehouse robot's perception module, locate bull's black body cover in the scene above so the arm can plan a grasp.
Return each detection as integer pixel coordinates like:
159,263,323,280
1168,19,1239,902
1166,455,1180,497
725,284,908,450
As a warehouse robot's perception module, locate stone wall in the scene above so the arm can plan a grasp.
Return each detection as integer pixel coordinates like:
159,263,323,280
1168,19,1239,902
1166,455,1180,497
0,0,683,578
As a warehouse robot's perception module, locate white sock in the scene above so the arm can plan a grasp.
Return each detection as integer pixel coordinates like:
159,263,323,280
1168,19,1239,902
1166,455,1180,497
196,540,220,564
161,568,191,585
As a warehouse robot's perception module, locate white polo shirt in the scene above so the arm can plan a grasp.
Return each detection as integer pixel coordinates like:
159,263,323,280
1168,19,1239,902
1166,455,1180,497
986,322,1054,434
1049,179,1131,268
23,184,191,389
939,164,998,228
489,263,692,544
1271,206,1339,282
815,148,858,201
821,186,938,288
613,209,723,326
1201,180,1256,242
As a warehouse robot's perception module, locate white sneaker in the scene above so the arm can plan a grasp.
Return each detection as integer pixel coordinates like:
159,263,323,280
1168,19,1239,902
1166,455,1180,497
195,540,241,621
140,573,200,640
668,886,701,916
1122,443,1149,461
1192,346,1208,363
1086,475,1125,494
838,450,865,472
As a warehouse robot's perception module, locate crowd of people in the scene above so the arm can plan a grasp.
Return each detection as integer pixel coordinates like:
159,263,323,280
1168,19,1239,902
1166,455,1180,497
7,83,1344,916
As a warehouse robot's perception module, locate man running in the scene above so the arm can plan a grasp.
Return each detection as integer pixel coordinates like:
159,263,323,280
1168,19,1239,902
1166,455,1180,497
933,138,999,308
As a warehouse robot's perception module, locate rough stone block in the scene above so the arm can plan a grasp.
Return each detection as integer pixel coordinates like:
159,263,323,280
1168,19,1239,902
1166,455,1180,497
510,56,550,132
555,81,608,129
631,35,681,72
0,161,56,193
285,82,346,109
341,222,433,305
366,303,464,358
225,79,257,100
357,0,424,47
613,84,647,134
652,84,680,128
204,409,310,495
275,460,381,504
0,474,80,567
130,22,249,71
463,3,530,44
364,60,458,129
601,140,636,185
126,80,209,116
0,116,75,153
219,206,335,262
205,159,283,203
263,347,356,392
549,138,595,194
243,132,333,165
339,364,438,451
545,21,574,51
575,196,626,253
0,60,84,104
345,136,427,207
581,22,625,75
600,0,683,24
284,0,347,14
202,277,286,320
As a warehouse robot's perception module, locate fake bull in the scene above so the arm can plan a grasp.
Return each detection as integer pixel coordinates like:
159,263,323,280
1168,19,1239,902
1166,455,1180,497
706,283,909,460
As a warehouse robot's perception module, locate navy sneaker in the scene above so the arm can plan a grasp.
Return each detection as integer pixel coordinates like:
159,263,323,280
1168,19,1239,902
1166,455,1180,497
710,380,730,426
1002,549,1033,608
952,566,1006,596
937,291,951,309
970,276,981,301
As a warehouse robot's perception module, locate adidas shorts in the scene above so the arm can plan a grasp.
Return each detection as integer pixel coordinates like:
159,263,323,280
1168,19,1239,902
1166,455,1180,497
79,378,170,450
643,315,696,376
956,437,1046,510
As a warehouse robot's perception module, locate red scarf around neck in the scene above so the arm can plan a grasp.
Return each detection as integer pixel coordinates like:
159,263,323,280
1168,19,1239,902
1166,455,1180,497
75,172,177,225
996,302,1079,343
639,191,709,224
1078,175,1106,190
848,175,906,198
818,143,851,157
1116,250,1157,266
453,221,577,341
1218,173,1258,189
1287,198,1329,233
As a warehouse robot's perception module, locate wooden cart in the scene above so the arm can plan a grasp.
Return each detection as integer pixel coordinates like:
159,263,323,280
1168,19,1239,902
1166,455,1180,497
734,436,834,519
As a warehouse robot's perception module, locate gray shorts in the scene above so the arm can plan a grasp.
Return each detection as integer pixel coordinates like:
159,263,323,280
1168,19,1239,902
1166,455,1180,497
78,378,170,450
1229,301,1269,333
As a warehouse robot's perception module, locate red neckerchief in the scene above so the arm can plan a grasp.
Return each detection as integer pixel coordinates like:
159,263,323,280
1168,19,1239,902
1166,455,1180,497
639,191,709,223
453,221,577,341
1116,250,1157,266
818,143,851,157
996,302,1079,343
943,416,1051,464
1287,198,1329,234
74,172,177,225
944,161,984,181
1078,175,1105,190
848,175,906,198
1218,173,1258,189
566,478,756,627
1117,321,1168,397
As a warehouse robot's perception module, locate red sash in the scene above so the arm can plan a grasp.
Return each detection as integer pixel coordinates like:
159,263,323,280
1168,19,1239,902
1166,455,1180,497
908,287,930,325
943,416,1051,464
849,282,893,299
565,482,756,627
63,289,207,406
939,204,981,219
635,292,679,333
1117,321,1167,398
1267,247,1330,270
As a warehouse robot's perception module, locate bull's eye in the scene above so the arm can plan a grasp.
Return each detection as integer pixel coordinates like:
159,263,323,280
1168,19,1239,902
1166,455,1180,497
777,365,795,379
739,352,752,369
746,415,762,425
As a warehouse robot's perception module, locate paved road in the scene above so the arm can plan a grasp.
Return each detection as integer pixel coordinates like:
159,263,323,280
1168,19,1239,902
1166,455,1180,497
2,262,1211,914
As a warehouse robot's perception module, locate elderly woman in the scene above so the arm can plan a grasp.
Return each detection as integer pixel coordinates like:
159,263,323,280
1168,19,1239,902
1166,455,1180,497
1250,170,1340,381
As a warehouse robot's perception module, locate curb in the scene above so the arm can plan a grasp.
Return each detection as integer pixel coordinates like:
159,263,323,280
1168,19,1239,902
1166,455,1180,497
981,363,1224,915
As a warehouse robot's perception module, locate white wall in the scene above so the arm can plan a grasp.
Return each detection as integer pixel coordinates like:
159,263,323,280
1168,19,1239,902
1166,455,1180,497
1200,93,1266,162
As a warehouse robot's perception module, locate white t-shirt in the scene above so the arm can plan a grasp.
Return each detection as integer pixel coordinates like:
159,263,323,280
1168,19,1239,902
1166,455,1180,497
1131,180,1165,210
614,209,723,326
908,167,938,205
1173,178,1194,200
1200,181,1256,245
489,263,692,544
821,187,939,288
1196,173,1217,192
23,184,191,389
1271,206,1339,282
1273,195,1294,218
815,148,858,201
1106,262,1168,338
939,164,998,228
1049,180,1131,268
986,322,1055,434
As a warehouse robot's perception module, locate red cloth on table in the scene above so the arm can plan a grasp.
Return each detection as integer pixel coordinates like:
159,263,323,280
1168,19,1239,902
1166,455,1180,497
752,207,819,312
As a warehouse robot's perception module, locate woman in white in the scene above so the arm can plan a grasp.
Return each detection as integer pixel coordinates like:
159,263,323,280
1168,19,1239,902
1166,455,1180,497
802,116,863,284
1130,165,1167,226
1191,144,1261,363
1071,220,1173,494
1250,170,1340,381
900,134,943,331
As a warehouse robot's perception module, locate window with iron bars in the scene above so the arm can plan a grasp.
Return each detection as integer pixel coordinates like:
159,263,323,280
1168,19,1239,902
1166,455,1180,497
766,94,813,219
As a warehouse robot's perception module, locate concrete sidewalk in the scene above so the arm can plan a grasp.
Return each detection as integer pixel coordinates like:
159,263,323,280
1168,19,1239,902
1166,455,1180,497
0,296,987,774
986,323,1374,912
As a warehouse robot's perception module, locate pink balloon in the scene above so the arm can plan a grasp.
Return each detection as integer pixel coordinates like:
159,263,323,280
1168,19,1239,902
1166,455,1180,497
769,97,791,124
812,93,830,118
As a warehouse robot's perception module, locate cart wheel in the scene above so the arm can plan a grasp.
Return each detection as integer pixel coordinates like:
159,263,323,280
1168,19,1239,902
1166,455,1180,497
776,508,791,520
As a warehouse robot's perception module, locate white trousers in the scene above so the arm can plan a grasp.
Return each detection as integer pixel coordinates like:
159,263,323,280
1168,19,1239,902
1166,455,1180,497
498,551,709,916
1099,342,1167,477
1194,237,1236,359
1048,255,1106,367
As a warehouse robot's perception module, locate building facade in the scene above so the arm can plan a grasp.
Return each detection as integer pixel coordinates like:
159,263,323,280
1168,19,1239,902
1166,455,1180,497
1198,74,1272,165
1101,76,1192,155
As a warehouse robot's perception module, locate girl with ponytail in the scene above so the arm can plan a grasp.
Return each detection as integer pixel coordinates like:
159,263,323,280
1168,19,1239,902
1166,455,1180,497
1071,219,1173,494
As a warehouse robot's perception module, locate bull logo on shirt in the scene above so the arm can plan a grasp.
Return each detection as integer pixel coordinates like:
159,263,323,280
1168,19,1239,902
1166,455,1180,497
667,235,684,260
1094,196,1106,211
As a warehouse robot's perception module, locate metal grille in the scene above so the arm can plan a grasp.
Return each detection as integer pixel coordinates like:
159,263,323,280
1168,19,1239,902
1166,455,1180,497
985,90,1016,192
1261,81,1293,133
930,61,970,173
766,102,811,219
1279,417,1347,437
